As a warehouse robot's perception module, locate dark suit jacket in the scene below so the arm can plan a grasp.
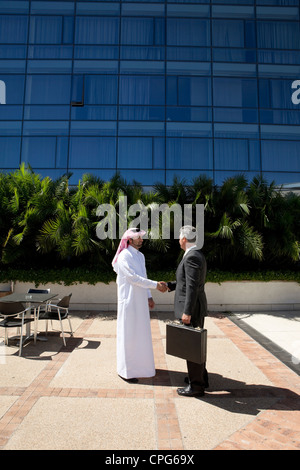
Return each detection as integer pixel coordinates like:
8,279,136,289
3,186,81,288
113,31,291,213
168,248,207,328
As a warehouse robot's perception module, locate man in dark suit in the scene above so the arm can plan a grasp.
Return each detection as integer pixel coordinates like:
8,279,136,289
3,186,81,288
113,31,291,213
168,225,208,397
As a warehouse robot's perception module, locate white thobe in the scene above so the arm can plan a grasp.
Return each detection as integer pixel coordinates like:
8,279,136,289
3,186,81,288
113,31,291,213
113,245,157,379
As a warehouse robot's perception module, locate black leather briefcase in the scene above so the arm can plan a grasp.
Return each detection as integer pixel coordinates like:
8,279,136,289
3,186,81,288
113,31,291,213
166,322,207,364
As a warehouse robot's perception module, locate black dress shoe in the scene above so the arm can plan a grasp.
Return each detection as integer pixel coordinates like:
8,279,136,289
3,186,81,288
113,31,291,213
184,377,209,388
177,385,205,397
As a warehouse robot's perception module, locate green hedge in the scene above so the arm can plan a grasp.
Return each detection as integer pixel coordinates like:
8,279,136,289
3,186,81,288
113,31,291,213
0,165,299,274
0,266,299,287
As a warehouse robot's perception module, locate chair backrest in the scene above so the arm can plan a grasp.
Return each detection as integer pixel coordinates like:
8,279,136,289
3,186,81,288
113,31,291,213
0,301,25,316
28,288,50,294
57,293,72,308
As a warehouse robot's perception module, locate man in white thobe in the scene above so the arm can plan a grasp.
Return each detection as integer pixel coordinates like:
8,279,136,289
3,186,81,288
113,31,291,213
112,228,167,383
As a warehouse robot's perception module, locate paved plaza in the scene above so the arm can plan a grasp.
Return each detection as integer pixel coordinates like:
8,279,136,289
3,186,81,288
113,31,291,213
0,310,299,450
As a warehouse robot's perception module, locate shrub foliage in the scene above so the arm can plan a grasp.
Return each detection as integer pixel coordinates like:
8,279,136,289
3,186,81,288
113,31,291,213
0,164,299,283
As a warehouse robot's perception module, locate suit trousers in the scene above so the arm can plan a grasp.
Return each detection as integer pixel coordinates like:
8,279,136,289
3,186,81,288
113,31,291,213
187,361,208,391
186,315,208,391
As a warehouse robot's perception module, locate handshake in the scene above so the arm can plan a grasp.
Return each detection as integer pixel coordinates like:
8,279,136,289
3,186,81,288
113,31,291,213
156,281,169,293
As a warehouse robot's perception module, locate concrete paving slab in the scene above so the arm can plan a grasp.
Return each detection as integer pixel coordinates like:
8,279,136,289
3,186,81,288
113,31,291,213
4,397,157,450
0,310,299,451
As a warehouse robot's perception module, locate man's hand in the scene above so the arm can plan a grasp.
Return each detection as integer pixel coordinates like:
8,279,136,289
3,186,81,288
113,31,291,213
148,297,155,309
181,313,191,325
156,281,167,293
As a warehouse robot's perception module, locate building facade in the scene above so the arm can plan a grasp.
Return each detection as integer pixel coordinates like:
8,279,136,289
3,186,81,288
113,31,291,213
1,0,300,187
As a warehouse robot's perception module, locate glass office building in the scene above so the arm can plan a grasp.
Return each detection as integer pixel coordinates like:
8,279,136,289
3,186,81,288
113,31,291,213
1,0,300,187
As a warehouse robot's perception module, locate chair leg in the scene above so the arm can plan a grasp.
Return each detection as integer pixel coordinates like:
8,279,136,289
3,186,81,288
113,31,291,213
33,308,37,344
58,309,66,346
67,312,73,337
19,314,24,356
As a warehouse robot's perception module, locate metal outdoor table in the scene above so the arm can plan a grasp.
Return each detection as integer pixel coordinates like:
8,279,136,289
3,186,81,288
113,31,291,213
0,292,58,342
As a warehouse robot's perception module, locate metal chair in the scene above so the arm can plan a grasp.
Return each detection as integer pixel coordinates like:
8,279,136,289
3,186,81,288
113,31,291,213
37,294,73,346
0,301,37,356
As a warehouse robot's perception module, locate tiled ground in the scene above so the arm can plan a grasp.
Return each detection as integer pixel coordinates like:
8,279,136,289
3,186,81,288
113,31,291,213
0,311,299,450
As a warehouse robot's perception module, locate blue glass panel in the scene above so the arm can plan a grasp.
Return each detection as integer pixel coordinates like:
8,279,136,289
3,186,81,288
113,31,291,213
0,121,21,135
73,60,118,73
71,106,117,120
212,5,254,17
122,3,164,16
119,106,165,121
118,137,153,169
261,140,300,171
257,21,300,49
214,108,258,123
258,64,300,78
27,60,72,73
84,75,118,105
23,121,69,136
212,20,244,47
214,139,249,170
21,136,56,167
257,1,298,5
249,140,261,171
258,50,300,65
166,122,212,137
118,121,164,136
69,137,116,168
167,107,212,122
75,17,119,44
56,136,68,168
167,62,210,75
259,79,295,109
0,60,25,73
178,77,211,106
119,76,165,105
167,47,210,61
214,123,259,138
76,2,119,15
25,75,71,104
70,121,116,136
213,48,256,63
167,4,209,17
0,105,23,120
167,19,210,46
121,46,164,61
166,77,177,106
120,61,164,74
31,1,75,14
28,46,73,59
0,45,26,59
0,137,20,167
0,16,28,44
63,16,74,44
213,63,256,77
75,45,119,59
24,105,69,120
166,138,212,169
260,110,300,125
213,78,257,107
0,75,25,104
0,1,29,14
261,125,300,140
256,6,299,19
153,138,165,169
121,18,154,45
29,16,63,44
